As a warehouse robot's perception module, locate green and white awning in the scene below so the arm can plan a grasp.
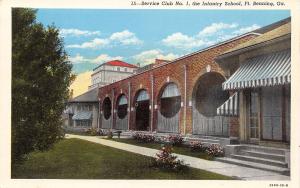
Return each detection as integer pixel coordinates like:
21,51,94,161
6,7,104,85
216,92,239,116
72,111,92,120
223,50,291,90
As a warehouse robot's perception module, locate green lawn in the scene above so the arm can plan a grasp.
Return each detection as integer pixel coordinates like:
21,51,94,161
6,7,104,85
12,138,232,179
107,138,212,160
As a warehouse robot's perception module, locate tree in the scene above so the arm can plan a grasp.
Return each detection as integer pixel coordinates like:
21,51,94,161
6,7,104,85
12,8,75,162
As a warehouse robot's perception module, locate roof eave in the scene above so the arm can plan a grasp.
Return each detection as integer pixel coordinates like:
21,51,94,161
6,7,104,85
68,100,98,103
216,33,291,63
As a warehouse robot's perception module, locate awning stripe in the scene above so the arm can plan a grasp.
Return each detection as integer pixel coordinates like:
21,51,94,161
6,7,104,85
72,111,92,120
216,92,239,116
223,50,291,90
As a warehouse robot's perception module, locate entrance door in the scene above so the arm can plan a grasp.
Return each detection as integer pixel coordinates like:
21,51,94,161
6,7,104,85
248,90,259,141
135,90,150,131
262,86,283,141
136,100,150,131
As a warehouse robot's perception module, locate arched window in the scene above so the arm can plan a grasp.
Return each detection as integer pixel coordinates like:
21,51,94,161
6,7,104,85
117,94,128,119
160,83,181,118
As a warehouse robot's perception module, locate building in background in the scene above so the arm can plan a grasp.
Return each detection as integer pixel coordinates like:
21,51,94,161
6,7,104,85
88,60,138,90
63,88,99,131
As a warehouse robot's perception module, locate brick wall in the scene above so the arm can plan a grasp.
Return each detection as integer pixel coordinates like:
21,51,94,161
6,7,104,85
98,34,257,136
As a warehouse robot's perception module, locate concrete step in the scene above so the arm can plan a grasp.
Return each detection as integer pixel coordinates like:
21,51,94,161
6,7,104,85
185,137,220,144
216,157,290,175
241,144,286,155
231,154,287,168
120,131,133,136
241,150,285,162
190,135,228,141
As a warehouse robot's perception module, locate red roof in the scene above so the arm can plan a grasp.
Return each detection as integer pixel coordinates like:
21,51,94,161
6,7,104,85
105,60,138,68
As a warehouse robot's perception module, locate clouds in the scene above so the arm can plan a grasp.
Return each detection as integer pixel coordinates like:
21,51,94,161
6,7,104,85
132,49,179,66
60,28,101,37
66,38,110,49
233,24,261,35
66,29,142,49
162,32,209,50
68,54,88,64
65,22,261,73
91,54,123,64
109,30,142,45
68,53,123,64
198,23,238,37
162,22,260,50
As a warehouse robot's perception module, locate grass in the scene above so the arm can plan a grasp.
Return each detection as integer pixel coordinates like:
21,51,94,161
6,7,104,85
107,138,212,160
12,138,232,179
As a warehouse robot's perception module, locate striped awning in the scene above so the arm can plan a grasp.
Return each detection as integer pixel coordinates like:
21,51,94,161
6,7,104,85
72,111,92,120
216,92,239,116
223,50,291,90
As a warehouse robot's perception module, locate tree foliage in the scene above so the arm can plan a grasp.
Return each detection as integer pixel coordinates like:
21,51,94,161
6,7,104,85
12,8,75,162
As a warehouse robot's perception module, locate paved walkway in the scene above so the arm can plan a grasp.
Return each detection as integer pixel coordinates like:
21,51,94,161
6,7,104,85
66,134,290,180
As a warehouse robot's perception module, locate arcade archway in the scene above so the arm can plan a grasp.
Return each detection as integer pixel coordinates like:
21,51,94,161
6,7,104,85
192,72,229,136
116,94,128,130
157,83,181,133
134,89,150,131
101,97,112,129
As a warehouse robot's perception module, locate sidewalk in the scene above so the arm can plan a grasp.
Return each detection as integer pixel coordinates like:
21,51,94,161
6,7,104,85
66,134,290,180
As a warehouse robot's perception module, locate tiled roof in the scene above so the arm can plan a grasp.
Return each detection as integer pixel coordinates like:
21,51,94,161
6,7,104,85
221,22,291,56
105,60,138,68
69,88,98,103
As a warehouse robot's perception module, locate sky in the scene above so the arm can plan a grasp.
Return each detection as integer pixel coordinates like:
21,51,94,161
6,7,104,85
36,9,290,96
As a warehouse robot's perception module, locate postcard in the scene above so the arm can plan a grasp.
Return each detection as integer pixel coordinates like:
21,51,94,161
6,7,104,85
0,0,299,187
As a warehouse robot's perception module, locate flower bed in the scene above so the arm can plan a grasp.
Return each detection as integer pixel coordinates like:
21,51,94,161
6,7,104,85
132,132,155,143
205,144,224,157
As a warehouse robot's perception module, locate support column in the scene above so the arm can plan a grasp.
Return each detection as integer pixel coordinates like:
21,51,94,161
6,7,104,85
97,98,101,129
151,74,154,132
128,82,131,131
111,89,114,129
239,90,247,142
183,64,187,135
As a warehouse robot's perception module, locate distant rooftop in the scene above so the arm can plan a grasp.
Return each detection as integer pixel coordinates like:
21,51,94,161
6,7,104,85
69,88,98,103
93,60,138,71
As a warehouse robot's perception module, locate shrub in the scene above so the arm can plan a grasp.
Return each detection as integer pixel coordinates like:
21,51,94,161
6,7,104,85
205,144,224,158
153,144,186,171
189,141,206,152
132,132,155,143
168,134,184,146
85,128,98,136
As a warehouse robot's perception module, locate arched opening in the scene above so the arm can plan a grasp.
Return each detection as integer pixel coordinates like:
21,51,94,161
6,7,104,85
103,97,112,120
192,72,229,136
116,94,128,130
117,94,128,119
101,97,112,129
134,89,150,131
157,83,181,133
